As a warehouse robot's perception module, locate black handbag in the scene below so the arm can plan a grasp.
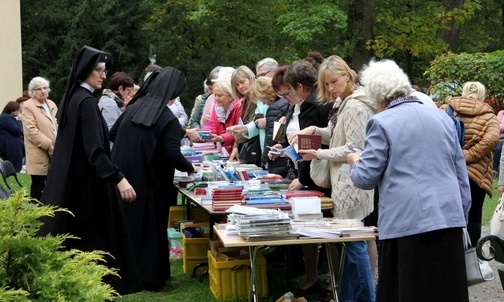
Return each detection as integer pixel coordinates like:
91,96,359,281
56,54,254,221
238,136,262,166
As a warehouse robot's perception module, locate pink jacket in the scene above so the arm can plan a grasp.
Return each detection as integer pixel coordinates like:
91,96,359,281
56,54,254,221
203,100,241,154
497,110,504,133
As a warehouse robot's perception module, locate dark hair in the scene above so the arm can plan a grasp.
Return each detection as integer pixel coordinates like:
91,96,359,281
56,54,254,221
205,66,222,85
3,101,20,114
304,51,324,70
271,65,289,91
109,72,134,91
284,60,318,89
16,97,28,104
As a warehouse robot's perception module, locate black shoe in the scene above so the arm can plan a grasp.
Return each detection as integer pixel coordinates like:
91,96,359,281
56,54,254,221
293,280,322,296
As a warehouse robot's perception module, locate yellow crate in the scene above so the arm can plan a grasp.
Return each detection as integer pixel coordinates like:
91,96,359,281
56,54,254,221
208,250,268,299
182,224,210,273
168,205,211,228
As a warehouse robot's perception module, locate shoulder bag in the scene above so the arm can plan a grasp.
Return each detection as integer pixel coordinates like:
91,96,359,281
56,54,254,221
310,159,331,189
490,194,504,237
463,228,495,285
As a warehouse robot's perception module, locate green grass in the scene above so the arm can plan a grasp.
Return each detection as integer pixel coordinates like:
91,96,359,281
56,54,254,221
8,173,502,301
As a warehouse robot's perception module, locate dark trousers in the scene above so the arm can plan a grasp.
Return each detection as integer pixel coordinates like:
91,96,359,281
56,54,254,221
377,228,468,302
467,178,486,246
30,175,47,201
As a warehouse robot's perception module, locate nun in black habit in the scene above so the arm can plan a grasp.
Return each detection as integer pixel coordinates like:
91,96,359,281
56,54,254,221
39,45,142,295
110,67,197,291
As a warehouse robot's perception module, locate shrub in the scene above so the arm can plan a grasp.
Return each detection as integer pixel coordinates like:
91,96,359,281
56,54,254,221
0,189,119,301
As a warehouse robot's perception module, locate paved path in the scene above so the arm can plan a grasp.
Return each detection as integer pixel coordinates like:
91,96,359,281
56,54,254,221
468,225,504,301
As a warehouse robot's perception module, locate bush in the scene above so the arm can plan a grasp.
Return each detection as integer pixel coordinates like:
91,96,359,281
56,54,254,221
0,189,119,301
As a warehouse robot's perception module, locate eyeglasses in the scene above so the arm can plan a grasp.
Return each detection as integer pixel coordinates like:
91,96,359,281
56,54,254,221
256,71,272,78
276,87,292,99
94,68,108,76
34,87,49,92
126,87,134,96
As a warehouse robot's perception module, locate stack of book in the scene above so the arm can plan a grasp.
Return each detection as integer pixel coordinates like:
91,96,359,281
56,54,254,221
211,186,244,211
234,212,296,241
280,190,325,199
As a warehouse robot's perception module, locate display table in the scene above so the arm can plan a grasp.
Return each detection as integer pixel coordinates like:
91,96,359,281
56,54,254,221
214,225,376,302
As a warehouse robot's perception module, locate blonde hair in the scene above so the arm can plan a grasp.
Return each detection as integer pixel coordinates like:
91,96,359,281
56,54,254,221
317,55,355,102
231,65,255,99
462,81,486,101
250,76,276,104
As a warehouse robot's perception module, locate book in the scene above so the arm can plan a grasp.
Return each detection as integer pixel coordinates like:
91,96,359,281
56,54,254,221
284,145,302,162
273,121,286,142
297,134,322,151
197,130,213,140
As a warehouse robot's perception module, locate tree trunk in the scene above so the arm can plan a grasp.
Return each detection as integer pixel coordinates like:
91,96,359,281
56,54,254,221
347,0,375,72
437,0,465,53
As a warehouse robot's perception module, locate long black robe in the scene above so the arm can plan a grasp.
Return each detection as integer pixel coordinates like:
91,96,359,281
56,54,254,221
40,46,142,295
111,67,194,289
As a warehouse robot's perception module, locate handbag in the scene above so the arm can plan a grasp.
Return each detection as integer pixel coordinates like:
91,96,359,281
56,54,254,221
310,158,331,189
490,194,504,236
463,228,495,286
239,136,262,166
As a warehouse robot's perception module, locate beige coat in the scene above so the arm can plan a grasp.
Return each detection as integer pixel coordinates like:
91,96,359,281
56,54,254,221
446,96,499,196
21,98,58,175
315,87,378,219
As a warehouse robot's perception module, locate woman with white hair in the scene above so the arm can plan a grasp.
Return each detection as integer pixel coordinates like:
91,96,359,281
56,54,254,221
445,81,500,246
347,59,471,302
22,76,58,200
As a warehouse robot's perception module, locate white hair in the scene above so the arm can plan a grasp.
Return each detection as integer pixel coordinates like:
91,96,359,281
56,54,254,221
462,81,486,101
359,59,412,104
256,57,278,70
28,76,51,97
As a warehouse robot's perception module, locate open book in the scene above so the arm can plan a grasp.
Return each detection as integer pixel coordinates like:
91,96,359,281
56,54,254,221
273,121,286,142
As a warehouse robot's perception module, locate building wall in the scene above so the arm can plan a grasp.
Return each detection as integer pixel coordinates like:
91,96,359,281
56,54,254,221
0,0,23,109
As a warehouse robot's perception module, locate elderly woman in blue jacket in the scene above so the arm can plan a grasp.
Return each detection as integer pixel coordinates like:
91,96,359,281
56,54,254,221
348,59,471,302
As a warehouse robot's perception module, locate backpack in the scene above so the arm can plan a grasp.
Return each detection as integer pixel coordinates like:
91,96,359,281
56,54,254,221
446,104,465,147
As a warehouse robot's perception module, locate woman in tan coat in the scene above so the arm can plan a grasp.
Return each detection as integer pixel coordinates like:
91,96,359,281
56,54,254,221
22,76,58,201
445,81,500,246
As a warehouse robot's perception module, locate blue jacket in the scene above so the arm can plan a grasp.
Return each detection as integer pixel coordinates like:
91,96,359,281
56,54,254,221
350,100,471,240
0,112,24,171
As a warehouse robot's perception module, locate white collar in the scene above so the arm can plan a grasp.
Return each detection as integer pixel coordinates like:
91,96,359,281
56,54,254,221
80,82,95,93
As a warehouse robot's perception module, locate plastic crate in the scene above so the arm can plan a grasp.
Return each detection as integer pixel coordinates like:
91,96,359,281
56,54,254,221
208,250,268,299
168,205,210,228
182,223,210,273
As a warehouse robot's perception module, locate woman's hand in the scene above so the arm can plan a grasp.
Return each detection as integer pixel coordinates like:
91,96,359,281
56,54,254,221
117,178,136,203
499,185,504,195
226,125,248,135
298,149,317,161
209,134,223,143
185,128,202,142
268,143,283,161
229,147,239,161
255,117,266,129
288,178,304,191
278,116,286,124
288,126,315,146
347,151,362,164
48,144,55,158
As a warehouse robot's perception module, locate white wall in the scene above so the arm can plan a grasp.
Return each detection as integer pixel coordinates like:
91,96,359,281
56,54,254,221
0,0,23,109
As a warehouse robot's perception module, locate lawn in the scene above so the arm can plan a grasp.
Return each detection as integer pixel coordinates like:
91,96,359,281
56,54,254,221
5,172,502,301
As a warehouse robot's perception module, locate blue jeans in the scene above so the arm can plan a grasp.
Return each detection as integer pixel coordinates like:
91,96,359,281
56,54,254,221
339,241,376,302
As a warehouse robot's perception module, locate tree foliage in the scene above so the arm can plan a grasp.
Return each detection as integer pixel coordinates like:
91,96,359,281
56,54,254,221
19,0,504,111
424,50,504,106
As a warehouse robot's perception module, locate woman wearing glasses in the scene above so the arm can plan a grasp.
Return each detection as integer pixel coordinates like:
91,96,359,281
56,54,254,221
21,76,58,200
40,46,142,295
98,71,135,130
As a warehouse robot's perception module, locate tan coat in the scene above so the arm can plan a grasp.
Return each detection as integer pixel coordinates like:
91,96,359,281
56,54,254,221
446,96,500,196
21,98,58,175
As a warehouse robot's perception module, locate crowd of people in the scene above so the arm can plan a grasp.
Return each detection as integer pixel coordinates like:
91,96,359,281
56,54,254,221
3,44,503,301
